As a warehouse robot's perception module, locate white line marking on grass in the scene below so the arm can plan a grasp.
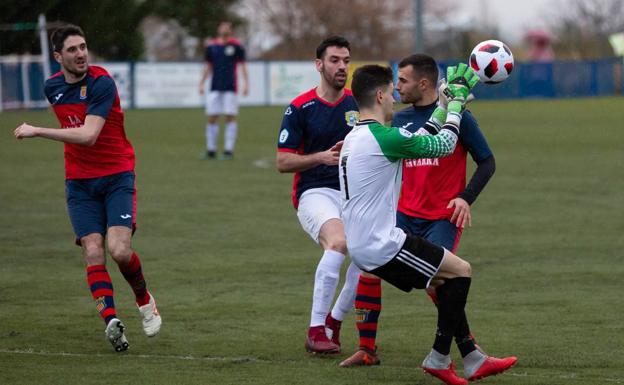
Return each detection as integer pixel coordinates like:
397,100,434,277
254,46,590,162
3,349,624,384
0,348,270,364
252,159,270,169
508,371,624,384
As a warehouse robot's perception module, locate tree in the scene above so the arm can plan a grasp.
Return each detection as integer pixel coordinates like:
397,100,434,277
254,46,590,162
547,0,624,58
144,0,241,41
143,0,242,58
243,0,414,60
0,0,145,60
0,0,242,60
240,0,482,61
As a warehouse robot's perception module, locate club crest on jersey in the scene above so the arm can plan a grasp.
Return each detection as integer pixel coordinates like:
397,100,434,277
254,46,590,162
225,45,235,56
79,86,87,100
345,111,359,127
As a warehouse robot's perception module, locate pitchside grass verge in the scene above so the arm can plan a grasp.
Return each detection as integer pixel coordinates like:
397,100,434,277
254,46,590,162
0,98,622,385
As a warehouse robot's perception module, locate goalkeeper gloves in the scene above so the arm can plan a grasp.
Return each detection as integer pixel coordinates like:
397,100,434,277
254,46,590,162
445,63,480,115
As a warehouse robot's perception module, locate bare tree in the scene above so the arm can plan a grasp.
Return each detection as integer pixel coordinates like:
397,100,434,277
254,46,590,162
240,0,489,61
547,0,624,58
242,0,415,60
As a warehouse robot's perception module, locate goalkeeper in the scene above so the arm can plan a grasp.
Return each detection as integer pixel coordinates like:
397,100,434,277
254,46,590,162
338,64,516,385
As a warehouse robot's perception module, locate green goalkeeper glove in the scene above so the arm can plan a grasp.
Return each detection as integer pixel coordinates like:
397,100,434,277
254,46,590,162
439,80,475,111
446,63,480,114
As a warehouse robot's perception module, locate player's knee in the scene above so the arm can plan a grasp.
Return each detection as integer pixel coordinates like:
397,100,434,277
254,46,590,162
83,244,105,265
325,238,347,254
108,243,132,264
457,259,472,277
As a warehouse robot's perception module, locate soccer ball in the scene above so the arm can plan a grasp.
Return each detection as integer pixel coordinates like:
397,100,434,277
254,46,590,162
469,40,514,84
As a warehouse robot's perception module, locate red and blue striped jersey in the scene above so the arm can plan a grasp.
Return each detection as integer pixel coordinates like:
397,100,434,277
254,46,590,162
391,102,492,220
277,88,359,208
44,66,135,179
204,38,246,92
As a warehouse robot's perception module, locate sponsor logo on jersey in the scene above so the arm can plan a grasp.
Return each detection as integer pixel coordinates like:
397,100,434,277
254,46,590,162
399,127,414,138
225,45,235,56
284,106,292,115
65,114,84,128
404,158,440,167
302,100,315,109
279,129,289,143
345,110,360,127
120,214,131,219
53,93,63,103
400,122,414,130
414,127,430,136
79,86,87,100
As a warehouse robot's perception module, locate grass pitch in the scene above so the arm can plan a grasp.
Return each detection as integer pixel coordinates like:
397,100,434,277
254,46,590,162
1,98,623,384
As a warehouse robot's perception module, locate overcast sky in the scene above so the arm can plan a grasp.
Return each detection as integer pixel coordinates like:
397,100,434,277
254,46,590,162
457,0,556,43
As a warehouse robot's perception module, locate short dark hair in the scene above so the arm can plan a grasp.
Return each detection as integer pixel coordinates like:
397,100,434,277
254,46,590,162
316,36,350,59
351,65,394,109
51,24,85,53
398,54,439,86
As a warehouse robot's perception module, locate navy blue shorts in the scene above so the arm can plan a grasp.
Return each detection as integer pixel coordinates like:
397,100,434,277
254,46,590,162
396,211,462,252
65,171,136,244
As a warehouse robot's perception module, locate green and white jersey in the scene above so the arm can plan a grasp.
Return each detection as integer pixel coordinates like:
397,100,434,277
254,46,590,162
339,119,459,271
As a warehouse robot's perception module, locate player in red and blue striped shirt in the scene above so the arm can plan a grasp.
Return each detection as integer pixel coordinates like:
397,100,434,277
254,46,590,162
277,36,361,354
14,24,161,352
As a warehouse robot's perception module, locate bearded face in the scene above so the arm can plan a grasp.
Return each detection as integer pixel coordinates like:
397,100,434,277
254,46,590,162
317,46,350,91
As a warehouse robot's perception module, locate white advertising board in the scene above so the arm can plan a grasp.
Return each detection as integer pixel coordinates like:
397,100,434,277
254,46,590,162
96,62,131,109
135,62,203,108
269,62,319,105
238,61,266,106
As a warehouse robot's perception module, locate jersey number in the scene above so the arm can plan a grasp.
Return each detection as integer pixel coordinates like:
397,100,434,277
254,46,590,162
341,155,349,200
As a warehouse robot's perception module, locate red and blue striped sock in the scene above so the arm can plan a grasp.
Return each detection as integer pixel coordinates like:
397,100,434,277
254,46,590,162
355,275,382,352
86,264,116,324
118,252,150,306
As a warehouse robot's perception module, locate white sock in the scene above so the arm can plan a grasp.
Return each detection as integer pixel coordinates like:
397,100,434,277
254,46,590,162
224,121,237,153
422,349,451,369
330,261,360,321
206,123,218,152
310,250,345,327
462,349,487,378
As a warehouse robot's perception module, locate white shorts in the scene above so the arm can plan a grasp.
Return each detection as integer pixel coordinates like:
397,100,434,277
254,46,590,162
205,91,238,116
296,187,342,243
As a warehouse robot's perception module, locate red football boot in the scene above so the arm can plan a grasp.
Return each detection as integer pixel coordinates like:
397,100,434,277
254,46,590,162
468,356,517,381
325,314,342,347
339,348,380,367
305,326,340,354
422,362,467,385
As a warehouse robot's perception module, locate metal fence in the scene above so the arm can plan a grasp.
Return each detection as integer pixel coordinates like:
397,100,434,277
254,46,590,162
437,58,623,99
1,57,622,111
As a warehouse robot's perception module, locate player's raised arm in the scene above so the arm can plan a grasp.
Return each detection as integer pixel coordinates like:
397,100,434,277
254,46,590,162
375,64,480,160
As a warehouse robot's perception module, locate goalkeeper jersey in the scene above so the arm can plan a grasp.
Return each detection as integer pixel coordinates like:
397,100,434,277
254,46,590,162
339,119,459,271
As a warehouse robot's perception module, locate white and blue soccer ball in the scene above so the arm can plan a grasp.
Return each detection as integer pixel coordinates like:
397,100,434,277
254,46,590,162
469,40,514,84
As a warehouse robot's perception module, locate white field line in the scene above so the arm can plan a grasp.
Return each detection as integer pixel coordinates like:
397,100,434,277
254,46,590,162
0,348,269,363
1,349,623,383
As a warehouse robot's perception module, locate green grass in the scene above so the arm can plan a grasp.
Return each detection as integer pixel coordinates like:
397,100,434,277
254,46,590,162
1,98,623,384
